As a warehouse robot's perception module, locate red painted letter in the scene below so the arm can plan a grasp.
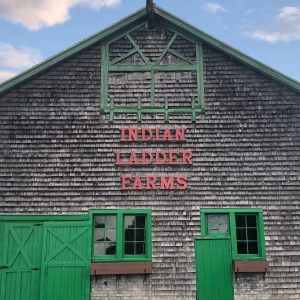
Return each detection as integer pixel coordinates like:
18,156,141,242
155,151,167,165
116,150,126,165
146,175,157,189
160,175,174,190
141,128,153,141
175,127,186,141
121,175,132,190
141,151,153,165
182,150,193,165
176,175,188,190
133,176,143,190
128,128,138,142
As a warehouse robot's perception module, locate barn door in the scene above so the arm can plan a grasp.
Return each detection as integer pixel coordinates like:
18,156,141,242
195,238,234,300
0,222,43,300
40,222,91,300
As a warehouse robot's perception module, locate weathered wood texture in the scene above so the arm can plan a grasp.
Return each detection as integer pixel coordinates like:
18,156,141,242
0,23,299,300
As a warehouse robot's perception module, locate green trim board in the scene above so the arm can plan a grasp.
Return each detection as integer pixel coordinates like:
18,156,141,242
0,6,299,97
89,209,152,263
200,208,266,261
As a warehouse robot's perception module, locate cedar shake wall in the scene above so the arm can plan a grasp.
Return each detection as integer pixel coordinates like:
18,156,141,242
0,26,299,300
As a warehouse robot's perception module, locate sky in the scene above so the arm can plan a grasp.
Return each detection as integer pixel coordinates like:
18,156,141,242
0,0,299,83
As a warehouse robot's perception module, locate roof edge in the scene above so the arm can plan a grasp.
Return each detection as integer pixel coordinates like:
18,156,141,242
155,6,300,93
0,7,147,96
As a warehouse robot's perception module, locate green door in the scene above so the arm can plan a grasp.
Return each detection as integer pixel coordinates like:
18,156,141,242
195,238,234,300
40,222,91,300
0,222,43,300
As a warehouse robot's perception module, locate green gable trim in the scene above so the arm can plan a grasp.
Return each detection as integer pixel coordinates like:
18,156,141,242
0,5,299,96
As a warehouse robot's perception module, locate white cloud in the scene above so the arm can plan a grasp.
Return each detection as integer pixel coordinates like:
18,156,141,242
0,0,121,30
0,42,42,69
250,6,300,42
0,42,42,83
0,70,18,83
202,3,228,14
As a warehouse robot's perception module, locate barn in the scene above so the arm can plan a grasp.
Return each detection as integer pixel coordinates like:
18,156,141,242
0,2,299,300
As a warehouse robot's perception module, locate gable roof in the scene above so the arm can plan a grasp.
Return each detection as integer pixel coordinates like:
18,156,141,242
0,6,299,95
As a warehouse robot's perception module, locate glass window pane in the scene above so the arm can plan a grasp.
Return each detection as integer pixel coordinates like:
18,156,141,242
248,242,258,254
236,228,247,241
106,215,117,228
236,215,246,227
125,229,135,241
106,229,116,242
237,242,247,254
136,229,145,241
94,243,105,255
136,242,145,254
94,229,105,241
208,214,229,234
247,228,258,240
219,223,228,233
136,216,146,228
124,242,135,255
246,215,257,227
105,243,116,255
94,216,106,228
124,216,136,229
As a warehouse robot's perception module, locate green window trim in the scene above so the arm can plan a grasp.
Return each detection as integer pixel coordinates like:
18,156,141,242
200,208,266,261
89,209,152,262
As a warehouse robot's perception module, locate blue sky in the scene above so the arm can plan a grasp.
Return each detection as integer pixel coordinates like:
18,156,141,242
0,0,299,83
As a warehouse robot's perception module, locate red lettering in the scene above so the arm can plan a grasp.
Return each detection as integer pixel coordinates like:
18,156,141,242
155,128,160,141
176,175,188,190
120,128,126,142
116,150,126,165
160,175,174,190
169,150,179,165
128,151,138,165
121,175,132,190
175,127,185,141
182,150,193,165
155,150,167,165
128,128,138,141
141,151,153,165
146,175,157,189
141,128,153,141
162,128,173,141
133,176,143,190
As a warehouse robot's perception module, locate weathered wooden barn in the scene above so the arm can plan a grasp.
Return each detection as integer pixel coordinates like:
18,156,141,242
0,2,299,300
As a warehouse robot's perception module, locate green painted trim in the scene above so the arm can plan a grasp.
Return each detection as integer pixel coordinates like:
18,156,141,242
197,41,205,111
127,34,149,64
200,208,266,261
167,48,194,65
0,214,88,221
0,8,148,96
155,33,177,65
155,7,300,93
110,48,138,65
89,209,152,263
109,64,197,72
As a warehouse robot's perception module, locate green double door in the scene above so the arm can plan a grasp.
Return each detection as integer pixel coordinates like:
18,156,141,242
0,221,91,300
195,238,234,300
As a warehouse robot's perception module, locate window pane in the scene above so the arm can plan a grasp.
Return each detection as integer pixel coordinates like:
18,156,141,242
136,216,146,228
94,243,105,255
124,216,136,229
94,216,106,228
106,215,117,228
247,228,258,240
105,243,116,255
208,214,229,234
124,242,135,255
236,228,247,240
237,242,247,254
246,215,257,227
106,229,116,242
125,229,135,241
236,215,246,227
136,229,145,241
248,242,258,254
136,242,145,254
94,229,105,241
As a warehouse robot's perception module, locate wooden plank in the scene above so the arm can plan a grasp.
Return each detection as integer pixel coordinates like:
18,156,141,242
234,260,269,273
90,262,152,275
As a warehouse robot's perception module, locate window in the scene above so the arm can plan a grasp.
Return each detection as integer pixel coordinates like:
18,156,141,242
90,209,151,262
201,208,266,260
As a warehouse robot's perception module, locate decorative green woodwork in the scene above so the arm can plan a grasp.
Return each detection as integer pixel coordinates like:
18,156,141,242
89,209,152,262
194,238,234,300
0,7,299,98
200,208,266,260
101,22,204,123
